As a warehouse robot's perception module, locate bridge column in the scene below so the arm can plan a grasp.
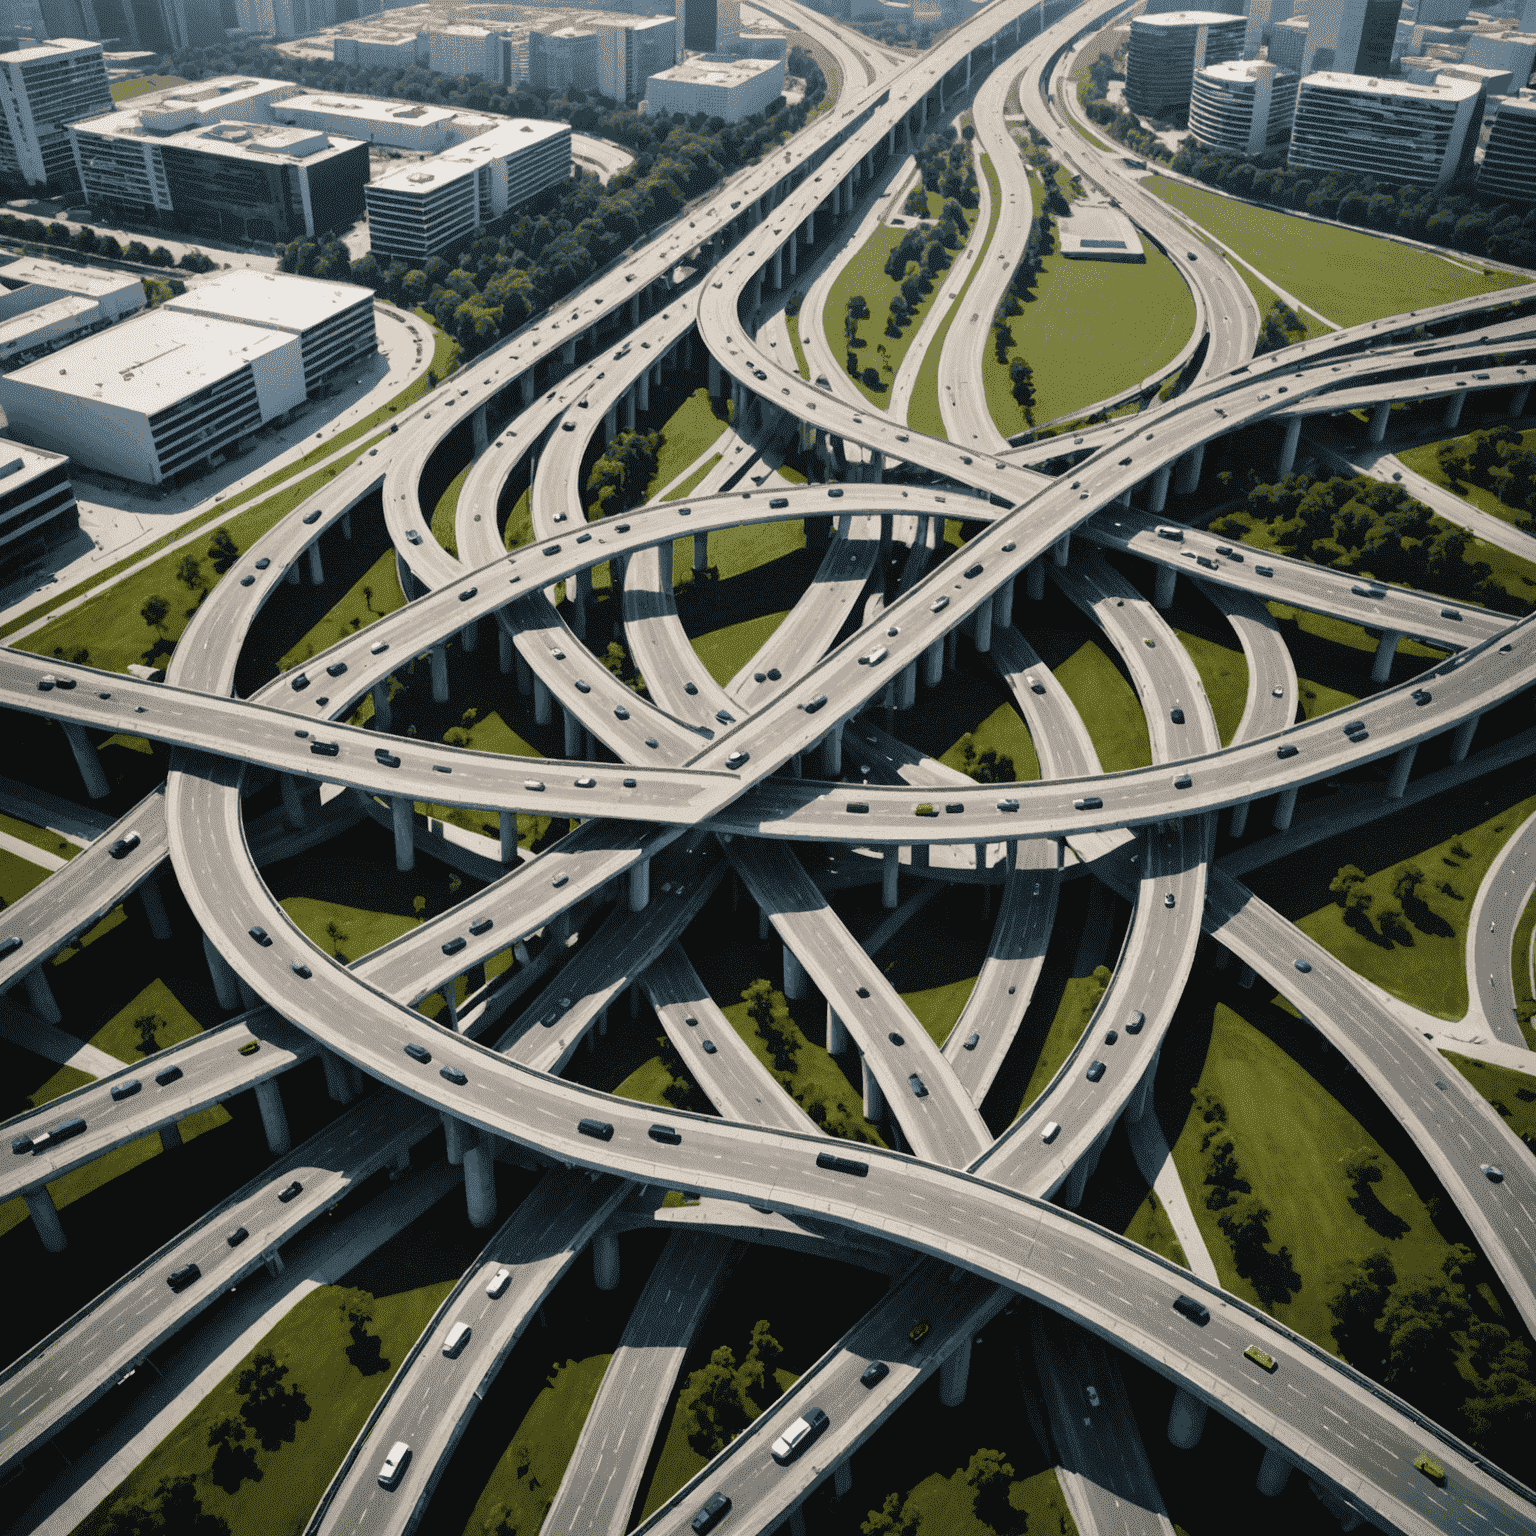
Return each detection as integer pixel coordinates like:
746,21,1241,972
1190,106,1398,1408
826,1005,847,1053
1272,785,1298,831
628,294,641,328
472,403,488,456
822,720,844,777
1366,400,1392,443
24,965,60,1023
940,1337,972,1405
624,388,637,431
1512,382,1532,416
321,1048,355,1104
442,1112,470,1166
520,372,536,406
1450,712,1479,762
280,773,308,829
862,1054,885,1121
254,1078,291,1155
500,813,518,866
1371,629,1402,684
924,640,944,688
203,933,241,1011
463,1133,497,1228
1127,1050,1158,1122
882,845,900,909
1147,463,1172,512
1257,1445,1293,1496
61,722,109,800
1053,533,1070,567
371,680,392,731
1174,443,1205,495
534,674,553,726
392,795,415,872
159,1120,182,1151
1022,559,1044,600
24,1187,66,1253
693,532,709,573
460,618,479,654
787,236,798,277
429,644,449,703
1153,564,1177,608
629,858,650,911
1276,417,1302,477
1229,798,1250,838
498,626,515,678
563,707,583,759
286,562,300,585
1167,1388,1208,1448
805,208,815,242
1060,1152,1091,1208
305,539,323,586
604,404,618,444
1385,742,1417,798
834,1460,853,1498
1443,390,1466,429
708,355,721,397
637,367,650,413
993,578,1014,631
593,1229,621,1290
771,246,783,289
973,598,992,653
783,942,810,1000
561,338,577,366
138,872,171,939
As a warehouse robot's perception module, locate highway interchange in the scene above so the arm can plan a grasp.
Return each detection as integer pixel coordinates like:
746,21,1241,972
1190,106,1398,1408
3,0,1536,1532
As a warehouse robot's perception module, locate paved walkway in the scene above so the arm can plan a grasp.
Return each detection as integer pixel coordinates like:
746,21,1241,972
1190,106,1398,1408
0,830,66,871
1127,1113,1221,1286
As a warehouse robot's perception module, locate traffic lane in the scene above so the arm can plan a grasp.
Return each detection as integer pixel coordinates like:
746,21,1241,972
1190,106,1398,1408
726,837,993,1168
621,542,737,727
1466,812,1536,1048
314,1172,629,1536
1195,579,1297,745
991,627,1103,779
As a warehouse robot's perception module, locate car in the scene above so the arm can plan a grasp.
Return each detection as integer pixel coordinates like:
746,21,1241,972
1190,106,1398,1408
996,798,1018,813
930,595,949,612
1085,1060,1106,1083
238,1041,260,1057
1271,685,1284,698
291,963,312,979
378,1442,411,1490
1173,1294,1210,1325
1074,796,1103,811
1026,674,1045,694
964,563,983,579
691,1492,732,1533
487,1267,512,1299
111,1078,143,1101
441,1066,468,1085
908,1073,927,1098
769,496,788,508
406,526,425,542
249,925,272,946
310,740,339,756
325,661,347,678
1186,250,1197,259
827,487,843,498
278,1180,303,1202
227,1226,249,1247
847,802,869,814
167,1263,201,1293
804,694,827,713
1343,720,1365,735
470,918,494,936
524,780,545,793
1174,774,1193,790
1103,1029,1119,1046
1170,708,1184,724
1085,1385,1100,1408
1255,564,1273,577
156,1065,183,1086
404,1042,432,1064
1294,958,1311,973
1126,1010,1145,1034
861,646,888,666
1276,744,1298,759
963,1032,980,1051
371,640,389,655
458,587,477,602
1040,1121,1061,1144
725,750,749,770
0,935,21,960
255,557,271,570
1415,1454,1447,1486
442,1322,473,1358
861,1359,890,1388
908,1320,930,1345
442,936,467,956
108,832,141,859
770,1406,829,1465
1481,1163,1504,1183
1243,1344,1277,1373
574,679,591,694
578,1117,615,1140
291,672,309,692
701,1038,718,1054
888,1031,904,1046
715,709,736,725
1412,688,1432,705
1163,893,1176,909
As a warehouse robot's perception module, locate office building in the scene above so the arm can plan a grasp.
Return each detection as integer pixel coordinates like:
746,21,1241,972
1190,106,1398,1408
675,0,738,57
1437,60,1514,92
166,269,375,392
1269,15,1310,68
595,14,674,99
271,92,481,150
332,30,421,65
0,252,145,368
0,37,111,189
364,118,570,261
1299,0,1403,75
1479,93,1536,198
0,441,76,582
1243,0,1294,55
234,0,337,37
737,29,786,60
642,52,781,120
428,22,504,77
527,23,598,88
1144,0,1242,13
1465,31,1536,87
0,309,307,483
1125,11,1246,118
1189,59,1299,150
1288,69,1480,188
71,94,367,242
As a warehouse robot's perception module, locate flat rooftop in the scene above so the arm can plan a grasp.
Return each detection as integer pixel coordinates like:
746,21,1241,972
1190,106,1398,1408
652,54,783,84
1301,68,1481,99
1057,203,1145,260
0,294,98,348
167,270,372,335
1199,59,1297,81
277,92,464,128
368,117,569,195
0,254,143,301
7,310,295,413
72,105,360,164
0,37,100,64
0,437,70,483
1131,9,1246,25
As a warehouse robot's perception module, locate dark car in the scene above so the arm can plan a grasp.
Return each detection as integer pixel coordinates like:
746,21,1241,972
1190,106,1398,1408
155,1065,184,1086
701,1038,718,1054
111,1078,142,1101
310,740,339,757
1085,1060,1106,1082
578,1117,615,1141
249,925,272,946
1276,744,1298,759
1170,708,1184,724
1173,1293,1210,1325
908,1073,927,1098
375,749,401,767
691,1493,732,1533
0,935,21,960
964,1032,980,1050
326,661,347,677
440,1066,468,1086
1126,1010,1145,1034
108,832,141,859
1074,796,1103,811
167,1263,201,1293
278,1181,303,1202
470,918,494,936
769,496,789,508
649,1123,682,1145
442,936,467,956
291,963,312,979
1411,689,1432,705
403,1043,432,1064
861,1359,890,1388
227,1226,249,1247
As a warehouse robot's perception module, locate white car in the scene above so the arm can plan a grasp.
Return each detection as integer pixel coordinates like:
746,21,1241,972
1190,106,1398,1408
770,1407,829,1465
1085,1384,1100,1408
377,1441,411,1489
486,1268,511,1298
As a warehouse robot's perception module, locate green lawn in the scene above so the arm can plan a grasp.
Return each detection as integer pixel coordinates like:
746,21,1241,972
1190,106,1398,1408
865,1461,1078,1536
108,73,186,100
279,896,419,967
1167,1001,1476,1349
1014,970,1108,1118
979,168,1196,436
665,453,722,505
1398,427,1536,531
1123,1187,1190,1270
1514,889,1536,1048
1228,258,1333,341
1172,628,1248,747
938,701,1042,782
459,1354,611,1536
787,321,810,380
277,547,408,676
1292,790,1536,1020
0,845,52,907
431,460,471,557
0,810,78,862
1052,639,1151,770
648,389,731,499
901,976,978,1048
692,610,789,685
1441,1051,1536,1144
908,153,1004,437
1142,180,1524,328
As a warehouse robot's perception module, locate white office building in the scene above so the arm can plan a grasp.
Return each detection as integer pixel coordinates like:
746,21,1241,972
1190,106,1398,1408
0,37,112,189
332,31,421,67
271,92,483,151
0,252,146,369
1125,11,1247,118
0,440,76,581
364,119,571,263
428,24,505,78
0,310,307,484
1189,59,1300,151
1298,0,1404,75
1465,31,1536,88
595,15,676,100
642,53,783,121
1479,93,1536,199
1288,69,1480,188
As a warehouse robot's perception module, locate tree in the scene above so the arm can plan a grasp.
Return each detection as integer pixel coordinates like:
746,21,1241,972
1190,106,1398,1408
132,1014,162,1056
862,1491,921,1536
1008,358,1035,424
966,1448,1024,1532
902,185,927,217
845,293,870,347
681,1345,754,1454
1328,1250,1397,1375
176,554,204,593
235,1349,310,1450
1329,865,1368,905
1255,299,1305,356
141,594,170,633
207,528,239,574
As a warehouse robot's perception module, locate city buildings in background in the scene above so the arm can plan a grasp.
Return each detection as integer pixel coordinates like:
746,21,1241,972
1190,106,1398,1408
1476,87,1536,197
1125,10,1246,117
641,50,781,119
0,437,75,580
675,0,738,56
1188,56,1299,150
0,36,111,187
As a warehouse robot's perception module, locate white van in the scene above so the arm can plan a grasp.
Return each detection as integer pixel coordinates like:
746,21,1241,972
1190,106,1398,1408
378,1441,411,1489
1040,1121,1061,1144
443,1322,473,1358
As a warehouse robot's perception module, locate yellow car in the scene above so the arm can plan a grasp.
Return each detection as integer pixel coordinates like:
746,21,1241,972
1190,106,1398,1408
1415,1453,1447,1486
908,1320,930,1346
1243,1344,1277,1374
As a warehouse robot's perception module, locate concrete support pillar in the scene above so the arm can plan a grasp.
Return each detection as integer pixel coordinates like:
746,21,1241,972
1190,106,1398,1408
628,294,641,327
1386,742,1417,799
1153,564,1177,609
1174,442,1205,495
320,1049,354,1105
463,1136,497,1228
1167,1388,1208,1448
286,562,301,585
1272,785,1298,831
593,1229,621,1290
237,979,258,1012
1053,533,1070,567
993,578,1014,631
771,246,783,288
862,1054,885,1121
24,965,60,1023
896,663,916,710
61,722,110,800
1239,964,1255,989
604,404,618,444
1147,463,1172,513
1229,798,1250,838
472,403,488,456
783,942,809,1000
563,707,583,759
822,720,844,777
708,354,721,397
254,1078,291,1155
1443,390,1466,429
459,619,479,655
826,1005,847,1053
1277,416,1302,478
442,1112,470,1167
1512,382,1532,416
882,845,900,909
939,1338,972,1406
204,932,240,1011
280,773,307,829
561,338,577,365
789,1510,808,1536
834,1460,853,1498
1450,712,1479,762
500,813,518,866
498,626,515,677
1367,400,1392,444
945,629,958,669
924,640,944,688
159,1121,182,1151
629,858,650,911
430,644,449,703
138,872,171,940
303,539,323,586
521,372,536,406
1061,1154,1091,1208
1371,630,1402,684
24,1186,66,1253
371,680,392,731
442,980,461,1032
1126,1059,1155,1123
1257,1446,1293,1497
693,531,709,573
637,368,651,413
534,673,552,725
806,208,816,242
392,795,415,872
624,388,637,431
1023,559,1045,600
787,236,797,276
974,597,992,653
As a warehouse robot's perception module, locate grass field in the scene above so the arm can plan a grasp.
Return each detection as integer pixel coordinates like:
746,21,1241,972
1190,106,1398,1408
1014,971,1108,1118
647,388,731,499
0,810,78,862
1515,889,1536,1048
431,460,470,557
978,169,1196,436
901,975,977,1047
1441,1051,1536,1143
1052,639,1152,770
692,609,789,685
1172,627,1248,746
1123,1187,1190,1269
109,74,186,100
1228,258,1333,341
277,547,407,676
1398,426,1536,531
938,700,1042,782
1142,179,1523,327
